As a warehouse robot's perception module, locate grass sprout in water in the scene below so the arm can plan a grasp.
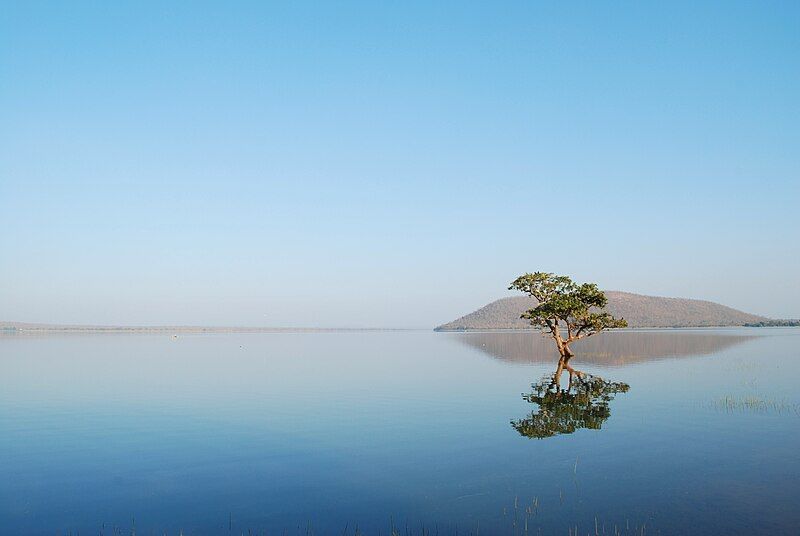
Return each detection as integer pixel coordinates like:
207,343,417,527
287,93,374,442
711,395,800,416
62,508,656,536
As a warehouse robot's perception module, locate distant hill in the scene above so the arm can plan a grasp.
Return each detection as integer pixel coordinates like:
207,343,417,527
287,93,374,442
435,291,770,330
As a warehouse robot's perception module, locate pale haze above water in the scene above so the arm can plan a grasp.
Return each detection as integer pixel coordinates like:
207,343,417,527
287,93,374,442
2,2,800,327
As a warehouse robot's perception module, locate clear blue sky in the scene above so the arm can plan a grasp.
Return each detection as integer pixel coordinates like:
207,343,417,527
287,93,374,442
2,1,798,327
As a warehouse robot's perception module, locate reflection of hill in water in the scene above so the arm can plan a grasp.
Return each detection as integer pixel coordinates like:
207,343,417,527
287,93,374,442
455,330,755,366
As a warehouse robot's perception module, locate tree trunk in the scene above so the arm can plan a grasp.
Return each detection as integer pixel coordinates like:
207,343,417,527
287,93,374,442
558,343,584,387
550,332,583,389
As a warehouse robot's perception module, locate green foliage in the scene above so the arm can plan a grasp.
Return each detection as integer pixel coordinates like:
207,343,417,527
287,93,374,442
512,375,630,439
509,272,627,342
744,319,800,327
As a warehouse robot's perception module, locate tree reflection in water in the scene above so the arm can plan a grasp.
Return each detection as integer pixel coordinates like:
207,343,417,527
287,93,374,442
512,371,629,439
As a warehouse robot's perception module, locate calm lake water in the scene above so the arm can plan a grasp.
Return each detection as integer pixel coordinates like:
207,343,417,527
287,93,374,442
1,329,799,535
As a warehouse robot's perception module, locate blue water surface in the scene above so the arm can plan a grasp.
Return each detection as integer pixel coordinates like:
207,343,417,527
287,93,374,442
1,329,799,535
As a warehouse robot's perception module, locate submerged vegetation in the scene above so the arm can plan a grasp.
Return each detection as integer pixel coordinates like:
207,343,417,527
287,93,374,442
711,395,800,416
64,506,656,536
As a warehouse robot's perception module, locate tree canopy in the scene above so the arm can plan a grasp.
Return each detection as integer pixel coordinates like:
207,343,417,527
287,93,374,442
509,272,627,360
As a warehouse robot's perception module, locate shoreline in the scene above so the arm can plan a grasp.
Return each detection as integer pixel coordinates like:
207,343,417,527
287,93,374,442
2,325,796,335
0,324,420,334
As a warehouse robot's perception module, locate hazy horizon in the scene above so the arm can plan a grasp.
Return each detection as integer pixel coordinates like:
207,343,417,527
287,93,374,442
2,2,799,328
0,287,788,329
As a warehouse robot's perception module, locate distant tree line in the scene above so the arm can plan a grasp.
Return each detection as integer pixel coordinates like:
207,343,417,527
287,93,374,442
744,319,800,327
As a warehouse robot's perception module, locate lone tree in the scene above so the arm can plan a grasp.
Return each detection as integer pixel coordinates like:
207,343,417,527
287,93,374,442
509,272,627,383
